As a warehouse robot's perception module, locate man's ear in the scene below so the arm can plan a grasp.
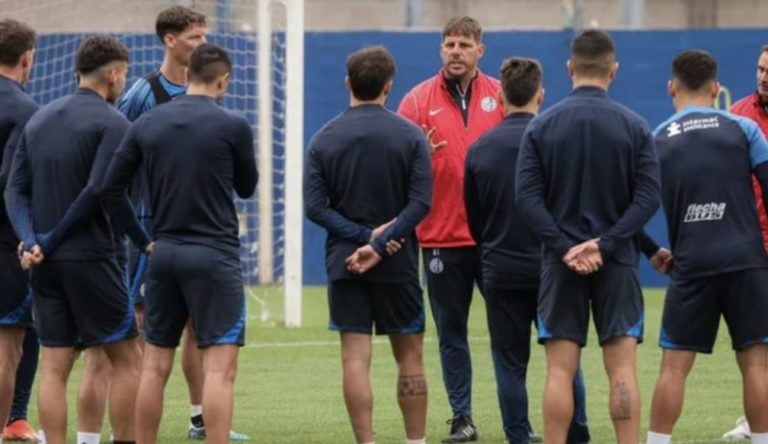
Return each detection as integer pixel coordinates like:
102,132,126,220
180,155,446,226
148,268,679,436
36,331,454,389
218,72,231,91
608,61,619,80
164,33,176,49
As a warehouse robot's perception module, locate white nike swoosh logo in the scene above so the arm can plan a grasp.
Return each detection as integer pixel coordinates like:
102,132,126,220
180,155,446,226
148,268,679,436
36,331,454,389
429,108,444,116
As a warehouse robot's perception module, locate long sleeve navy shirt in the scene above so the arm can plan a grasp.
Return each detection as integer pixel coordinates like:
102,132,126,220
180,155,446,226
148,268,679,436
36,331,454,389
103,95,258,255
0,76,38,252
464,112,541,289
117,72,187,228
516,86,661,266
304,104,433,283
4,88,149,260
653,106,768,279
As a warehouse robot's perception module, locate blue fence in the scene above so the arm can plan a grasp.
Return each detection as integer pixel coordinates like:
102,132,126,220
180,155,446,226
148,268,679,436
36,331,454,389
27,29,768,286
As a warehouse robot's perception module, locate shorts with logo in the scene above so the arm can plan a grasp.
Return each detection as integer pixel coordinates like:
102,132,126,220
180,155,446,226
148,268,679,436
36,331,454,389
0,251,33,327
538,263,644,346
661,268,768,353
30,258,137,348
144,241,245,349
329,279,424,335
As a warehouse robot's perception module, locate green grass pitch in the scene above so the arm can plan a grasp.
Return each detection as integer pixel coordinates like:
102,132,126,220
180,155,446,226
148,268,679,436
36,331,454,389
35,287,743,443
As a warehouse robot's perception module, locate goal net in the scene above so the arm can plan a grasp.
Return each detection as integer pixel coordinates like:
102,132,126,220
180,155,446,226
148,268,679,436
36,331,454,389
1,0,304,327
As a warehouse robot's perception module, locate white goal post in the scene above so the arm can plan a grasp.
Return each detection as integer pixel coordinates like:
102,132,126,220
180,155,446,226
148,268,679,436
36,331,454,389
258,0,304,327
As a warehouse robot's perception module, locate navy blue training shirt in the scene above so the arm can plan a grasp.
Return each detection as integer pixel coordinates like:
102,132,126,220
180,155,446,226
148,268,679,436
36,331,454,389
304,104,433,283
516,86,661,266
0,75,38,252
118,71,188,224
103,95,258,254
464,112,540,289
653,105,768,278
4,88,149,260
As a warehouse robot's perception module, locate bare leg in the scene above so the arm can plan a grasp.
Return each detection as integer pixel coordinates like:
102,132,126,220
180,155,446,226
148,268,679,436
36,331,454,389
37,347,76,444
200,345,239,444
135,344,175,444
341,333,373,443
103,339,141,441
389,333,427,440
648,349,695,434
603,337,641,444
542,339,580,444
77,348,111,434
737,344,768,433
182,320,204,413
0,327,25,427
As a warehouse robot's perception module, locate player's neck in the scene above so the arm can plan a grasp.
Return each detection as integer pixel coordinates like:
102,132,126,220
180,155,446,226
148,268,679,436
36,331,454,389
186,83,219,99
0,67,24,85
572,76,611,91
349,95,386,108
673,94,713,112
77,79,109,101
504,103,538,117
159,56,188,86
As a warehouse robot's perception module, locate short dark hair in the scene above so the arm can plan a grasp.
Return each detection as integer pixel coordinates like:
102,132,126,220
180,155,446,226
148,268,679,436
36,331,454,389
75,35,129,76
761,44,768,55
188,43,232,84
672,50,717,92
346,46,396,101
500,57,542,107
0,19,36,66
571,29,616,77
442,17,482,42
155,6,207,43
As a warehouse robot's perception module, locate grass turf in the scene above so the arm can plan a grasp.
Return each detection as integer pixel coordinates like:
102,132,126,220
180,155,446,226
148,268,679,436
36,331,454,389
31,287,743,443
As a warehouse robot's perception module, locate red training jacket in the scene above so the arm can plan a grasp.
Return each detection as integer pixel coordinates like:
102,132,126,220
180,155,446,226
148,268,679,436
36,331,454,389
397,69,504,248
732,92,768,251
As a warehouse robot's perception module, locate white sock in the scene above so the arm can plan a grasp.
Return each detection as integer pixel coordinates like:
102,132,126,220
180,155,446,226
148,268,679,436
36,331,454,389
752,432,768,444
76,432,101,444
647,431,671,444
38,430,46,444
360,442,374,444
191,404,203,417
406,438,426,444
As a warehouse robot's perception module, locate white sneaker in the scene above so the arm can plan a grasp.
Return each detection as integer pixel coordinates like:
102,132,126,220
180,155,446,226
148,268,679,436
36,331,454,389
723,416,751,440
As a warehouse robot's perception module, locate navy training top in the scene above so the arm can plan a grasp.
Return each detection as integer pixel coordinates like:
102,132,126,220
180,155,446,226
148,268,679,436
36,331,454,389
516,86,661,266
304,104,433,283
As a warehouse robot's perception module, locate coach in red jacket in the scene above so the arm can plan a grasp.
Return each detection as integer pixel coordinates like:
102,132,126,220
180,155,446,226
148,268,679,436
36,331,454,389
398,17,503,443
722,43,768,441
732,44,768,253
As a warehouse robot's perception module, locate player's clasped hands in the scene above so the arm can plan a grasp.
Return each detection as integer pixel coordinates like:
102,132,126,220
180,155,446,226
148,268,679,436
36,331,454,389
347,218,406,274
17,242,44,270
346,245,383,274
563,238,603,275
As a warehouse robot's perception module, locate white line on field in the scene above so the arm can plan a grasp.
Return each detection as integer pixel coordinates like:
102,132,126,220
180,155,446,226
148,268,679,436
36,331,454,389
244,335,492,349
556,441,738,444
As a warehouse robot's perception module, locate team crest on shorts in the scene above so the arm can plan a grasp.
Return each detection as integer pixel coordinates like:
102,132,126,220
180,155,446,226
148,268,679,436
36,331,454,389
481,96,497,112
429,257,444,274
